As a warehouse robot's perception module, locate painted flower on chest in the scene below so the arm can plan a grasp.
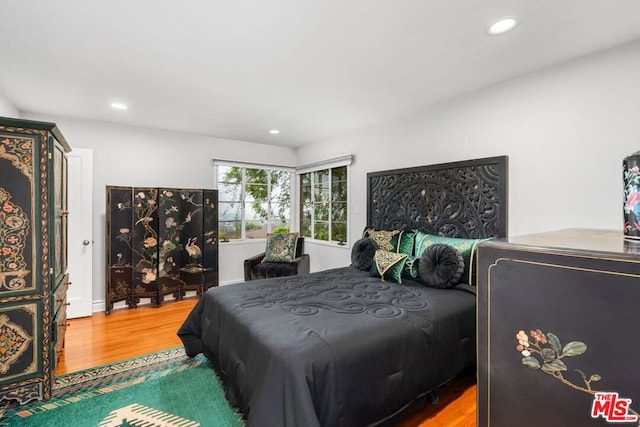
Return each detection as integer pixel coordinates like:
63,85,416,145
515,328,640,422
624,158,640,235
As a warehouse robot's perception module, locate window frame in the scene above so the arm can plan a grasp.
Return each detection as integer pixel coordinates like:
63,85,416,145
214,161,295,242
297,156,352,246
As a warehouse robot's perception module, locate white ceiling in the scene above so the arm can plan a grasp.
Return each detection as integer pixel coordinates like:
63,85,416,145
2,1,640,148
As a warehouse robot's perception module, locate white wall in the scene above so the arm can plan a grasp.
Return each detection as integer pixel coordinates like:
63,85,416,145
22,113,297,309
298,39,640,271
0,92,19,118
19,39,640,310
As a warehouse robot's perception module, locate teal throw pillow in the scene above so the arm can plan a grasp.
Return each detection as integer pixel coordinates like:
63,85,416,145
391,229,419,277
415,234,491,285
403,255,419,279
391,229,418,256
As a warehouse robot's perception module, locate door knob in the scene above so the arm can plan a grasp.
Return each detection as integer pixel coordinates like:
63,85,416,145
82,240,91,246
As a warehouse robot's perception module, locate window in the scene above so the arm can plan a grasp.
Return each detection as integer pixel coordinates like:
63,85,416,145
216,163,293,240
299,165,348,244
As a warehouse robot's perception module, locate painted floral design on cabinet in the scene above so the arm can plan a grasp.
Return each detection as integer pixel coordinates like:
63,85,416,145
0,312,33,374
0,189,30,291
0,134,34,180
0,135,34,293
516,328,640,424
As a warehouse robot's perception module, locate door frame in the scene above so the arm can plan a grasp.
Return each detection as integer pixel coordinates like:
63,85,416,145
67,147,94,318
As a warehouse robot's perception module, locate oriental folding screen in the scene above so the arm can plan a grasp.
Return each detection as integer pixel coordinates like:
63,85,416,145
106,186,218,313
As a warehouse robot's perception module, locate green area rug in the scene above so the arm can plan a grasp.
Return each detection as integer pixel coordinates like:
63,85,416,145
0,348,244,427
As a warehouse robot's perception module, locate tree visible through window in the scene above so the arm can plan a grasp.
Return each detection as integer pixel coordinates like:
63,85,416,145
217,165,292,240
300,166,348,243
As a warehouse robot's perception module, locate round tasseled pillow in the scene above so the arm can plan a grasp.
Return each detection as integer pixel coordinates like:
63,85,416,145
351,237,379,270
417,243,465,288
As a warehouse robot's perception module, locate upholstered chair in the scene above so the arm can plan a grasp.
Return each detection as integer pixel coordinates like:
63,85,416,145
244,236,310,281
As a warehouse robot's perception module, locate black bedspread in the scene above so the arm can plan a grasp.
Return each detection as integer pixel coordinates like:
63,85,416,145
178,267,476,427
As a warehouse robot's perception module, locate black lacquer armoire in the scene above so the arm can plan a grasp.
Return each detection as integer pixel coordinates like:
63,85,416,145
105,186,218,313
0,117,71,405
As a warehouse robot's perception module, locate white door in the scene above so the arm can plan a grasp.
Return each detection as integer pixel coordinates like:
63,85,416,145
67,147,93,318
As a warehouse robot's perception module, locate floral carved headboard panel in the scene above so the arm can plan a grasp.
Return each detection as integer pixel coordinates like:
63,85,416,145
367,156,508,239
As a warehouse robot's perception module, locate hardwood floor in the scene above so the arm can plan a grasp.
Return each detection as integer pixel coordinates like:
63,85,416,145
55,298,199,375
55,297,477,426
396,375,477,427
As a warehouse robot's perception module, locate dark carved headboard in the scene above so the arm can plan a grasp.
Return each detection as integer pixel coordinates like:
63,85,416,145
367,156,508,239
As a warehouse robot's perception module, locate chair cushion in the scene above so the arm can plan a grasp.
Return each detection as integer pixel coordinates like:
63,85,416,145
251,261,299,280
263,232,299,263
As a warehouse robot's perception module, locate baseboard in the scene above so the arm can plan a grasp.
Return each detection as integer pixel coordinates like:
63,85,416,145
91,279,244,314
220,279,244,286
93,300,106,313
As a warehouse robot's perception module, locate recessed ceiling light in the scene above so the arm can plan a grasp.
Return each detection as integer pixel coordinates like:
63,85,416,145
269,129,280,134
110,102,128,110
486,17,519,35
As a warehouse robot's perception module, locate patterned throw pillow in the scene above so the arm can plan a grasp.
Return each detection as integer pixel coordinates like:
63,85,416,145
262,232,299,263
370,249,408,284
363,228,400,252
415,234,491,285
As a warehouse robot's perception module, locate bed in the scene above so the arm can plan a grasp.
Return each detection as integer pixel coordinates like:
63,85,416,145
178,156,508,427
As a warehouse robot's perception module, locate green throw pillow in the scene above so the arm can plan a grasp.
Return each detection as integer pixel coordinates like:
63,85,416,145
370,249,408,284
262,232,299,263
403,255,419,278
391,229,419,278
415,234,491,285
391,229,418,256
